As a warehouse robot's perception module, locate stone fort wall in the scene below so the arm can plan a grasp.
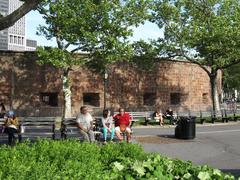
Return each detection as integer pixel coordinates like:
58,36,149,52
0,51,222,116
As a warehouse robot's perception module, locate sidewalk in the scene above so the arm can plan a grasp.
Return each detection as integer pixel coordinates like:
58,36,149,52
132,123,240,178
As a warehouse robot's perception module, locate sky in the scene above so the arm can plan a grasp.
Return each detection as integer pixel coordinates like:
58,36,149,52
26,10,164,47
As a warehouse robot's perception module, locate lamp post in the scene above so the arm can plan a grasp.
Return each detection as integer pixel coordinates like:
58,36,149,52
103,71,108,109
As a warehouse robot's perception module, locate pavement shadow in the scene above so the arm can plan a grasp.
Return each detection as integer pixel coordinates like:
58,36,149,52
221,169,240,178
157,134,195,142
135,134,195,144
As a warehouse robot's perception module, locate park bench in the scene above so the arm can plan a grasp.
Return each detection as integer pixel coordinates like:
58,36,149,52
113,111,169,126
114,111,169,126
221,109,239,122
234,109,240,121
176,111,189,119
176,109,240,124
95,115,136,141
199,111,213,124
145,111,178,125
211,111,223,123
60,117,101,141
127,112,148,127
113,111,146,126
18,117,56,142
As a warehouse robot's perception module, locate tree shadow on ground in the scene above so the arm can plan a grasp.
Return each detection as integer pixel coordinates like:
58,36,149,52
220,169,240,178
134,134,194,144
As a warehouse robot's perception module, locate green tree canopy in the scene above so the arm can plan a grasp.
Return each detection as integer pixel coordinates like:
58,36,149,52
223,63,240,95
37,0,150,117
150,0,240,113
38,0,150,71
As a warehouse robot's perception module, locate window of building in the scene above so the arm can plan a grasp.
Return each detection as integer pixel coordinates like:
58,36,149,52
143,93,156,106
83,93,100,107
40,92,58,106
202,93,208,103
10,35,13,43
18,37,21,45
170,93,181,105
14,36,17,44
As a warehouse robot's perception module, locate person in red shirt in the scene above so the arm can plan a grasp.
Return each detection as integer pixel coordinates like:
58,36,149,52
113,108,132,142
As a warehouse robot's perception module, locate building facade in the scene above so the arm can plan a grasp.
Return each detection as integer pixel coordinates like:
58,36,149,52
0,51,222,116
0,0,37,51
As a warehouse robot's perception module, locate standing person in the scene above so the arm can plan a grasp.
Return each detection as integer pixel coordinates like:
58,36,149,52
153,109,164,126
101,109,115,144
113,108,131,143
76,106,95,142
2,111,19,145
0,101,6,118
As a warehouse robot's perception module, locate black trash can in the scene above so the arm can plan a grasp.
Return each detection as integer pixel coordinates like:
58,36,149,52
175,116,196,139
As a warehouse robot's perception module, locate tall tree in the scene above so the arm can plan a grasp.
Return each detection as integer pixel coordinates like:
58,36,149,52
0,0,42,31
150,0,240,113
37,0,150,118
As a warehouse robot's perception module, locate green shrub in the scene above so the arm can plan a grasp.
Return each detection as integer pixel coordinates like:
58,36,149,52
0,140,235,180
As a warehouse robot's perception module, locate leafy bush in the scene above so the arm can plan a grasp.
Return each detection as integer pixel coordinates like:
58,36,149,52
0,140,235,180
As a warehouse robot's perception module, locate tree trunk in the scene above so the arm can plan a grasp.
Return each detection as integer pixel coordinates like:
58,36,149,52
210,74,220,113
62,69,72,118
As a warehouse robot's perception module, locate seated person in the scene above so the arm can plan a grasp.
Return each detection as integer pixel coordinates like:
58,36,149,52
101,109,115,144
152,109,164,126
2,111,19,145
76,106,95,143
113,108,131,143
165,107,177,124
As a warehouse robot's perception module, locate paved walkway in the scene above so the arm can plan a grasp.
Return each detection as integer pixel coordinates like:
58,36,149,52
132,122,240,178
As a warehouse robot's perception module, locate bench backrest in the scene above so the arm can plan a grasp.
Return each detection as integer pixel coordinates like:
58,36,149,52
61,117,100,131
189,111,201,117
200,111,212,118
19,117,55,135
0,118,5,126
234,109,240,115
177,112,189,117
114,112,152,120
61,118,77,131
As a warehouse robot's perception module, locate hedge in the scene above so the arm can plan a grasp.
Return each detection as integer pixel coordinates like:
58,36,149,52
0,140,235,180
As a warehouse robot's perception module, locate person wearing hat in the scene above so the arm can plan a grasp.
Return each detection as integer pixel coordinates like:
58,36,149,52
2,111,19,145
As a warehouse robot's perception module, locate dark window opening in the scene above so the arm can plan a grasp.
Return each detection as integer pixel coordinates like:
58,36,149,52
143,93,156,106
170,93,180,105
202,93,208,103
40,92,58,106
83,93,100,107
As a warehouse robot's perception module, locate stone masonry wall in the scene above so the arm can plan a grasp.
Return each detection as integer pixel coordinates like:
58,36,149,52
0,51,221,116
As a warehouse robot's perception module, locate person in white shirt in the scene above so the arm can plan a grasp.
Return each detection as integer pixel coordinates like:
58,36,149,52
101,109,115,144
76,106,95,142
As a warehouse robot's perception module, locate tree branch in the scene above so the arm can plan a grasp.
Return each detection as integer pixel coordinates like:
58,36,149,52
180,48,211,76
220,59,240,70
0,0,42,31
71,45,89,53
